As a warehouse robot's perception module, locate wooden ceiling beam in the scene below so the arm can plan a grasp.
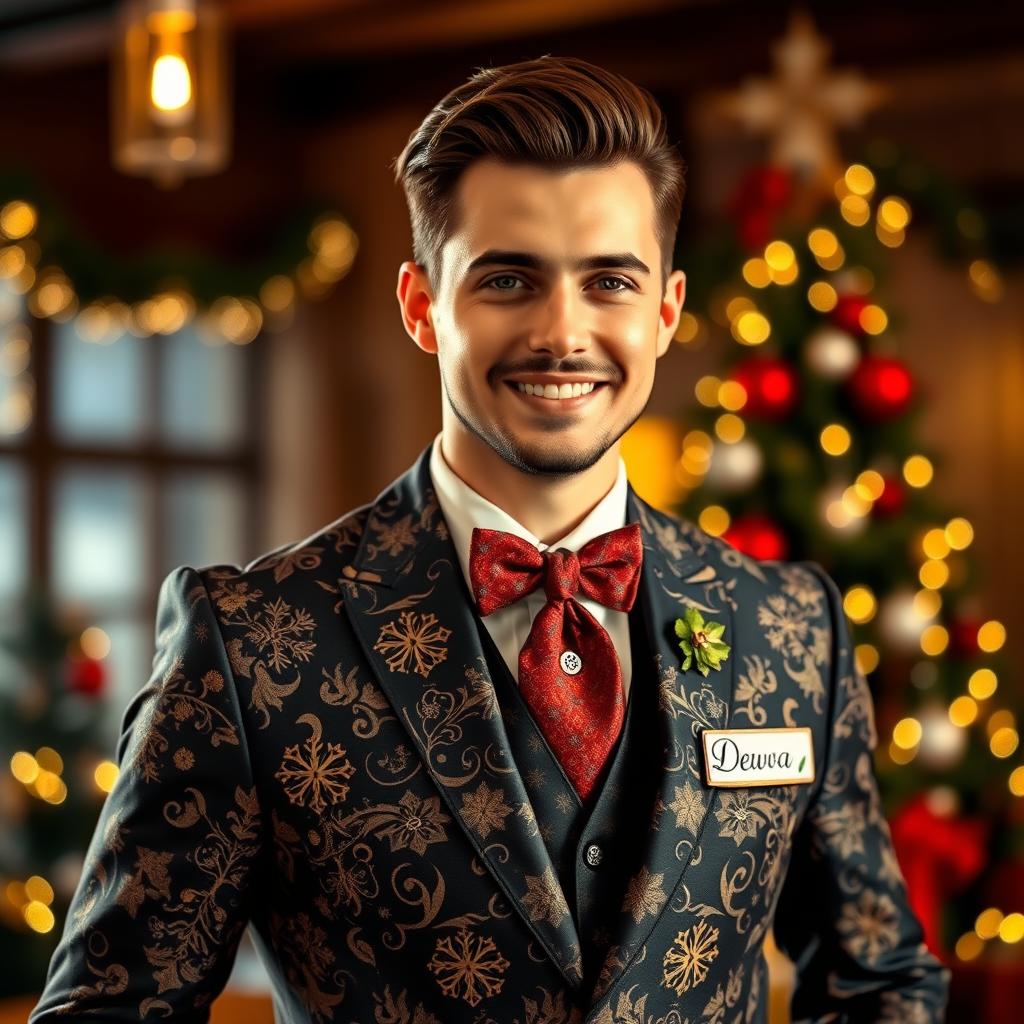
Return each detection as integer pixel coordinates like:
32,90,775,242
233,0,692,60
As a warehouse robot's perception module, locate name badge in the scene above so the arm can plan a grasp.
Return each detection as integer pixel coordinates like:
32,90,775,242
701,727,815,787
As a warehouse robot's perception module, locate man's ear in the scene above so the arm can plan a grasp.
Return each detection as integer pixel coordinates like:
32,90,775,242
656,268,686,358
396,261,439,354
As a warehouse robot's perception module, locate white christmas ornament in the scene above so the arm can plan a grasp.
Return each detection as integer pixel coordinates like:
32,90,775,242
704,437,763,491
819,480,868,537
805,327,861,379
917,701,968,771
879,587,929,653
925,785,960,818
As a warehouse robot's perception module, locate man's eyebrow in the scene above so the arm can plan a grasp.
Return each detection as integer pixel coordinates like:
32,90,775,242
464,249,651,276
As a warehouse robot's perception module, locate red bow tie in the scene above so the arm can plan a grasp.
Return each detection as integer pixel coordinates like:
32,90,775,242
469,522,643,616
468,522,643,799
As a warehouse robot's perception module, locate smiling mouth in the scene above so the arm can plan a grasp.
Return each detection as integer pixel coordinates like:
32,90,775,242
503,379,609,411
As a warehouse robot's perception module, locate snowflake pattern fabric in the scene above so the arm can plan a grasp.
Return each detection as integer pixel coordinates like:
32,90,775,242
29,442,950,1024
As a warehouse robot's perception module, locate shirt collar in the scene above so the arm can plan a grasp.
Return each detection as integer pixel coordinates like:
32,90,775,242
428,431,629,592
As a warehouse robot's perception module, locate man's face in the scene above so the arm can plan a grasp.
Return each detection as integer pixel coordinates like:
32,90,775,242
400,157,685,476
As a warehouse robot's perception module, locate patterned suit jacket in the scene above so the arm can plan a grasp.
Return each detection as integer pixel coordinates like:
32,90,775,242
30,441,950,1023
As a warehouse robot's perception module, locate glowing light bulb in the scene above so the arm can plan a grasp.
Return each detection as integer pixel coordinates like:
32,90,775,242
151,53,192,115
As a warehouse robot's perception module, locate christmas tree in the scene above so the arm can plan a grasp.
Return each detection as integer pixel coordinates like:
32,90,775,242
670,10,1021,975
0,585,117,996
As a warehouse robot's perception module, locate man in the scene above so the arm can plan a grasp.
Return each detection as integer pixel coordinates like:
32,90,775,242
30,56,950,1023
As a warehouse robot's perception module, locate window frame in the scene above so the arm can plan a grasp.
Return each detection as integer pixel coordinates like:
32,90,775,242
1,311,265,637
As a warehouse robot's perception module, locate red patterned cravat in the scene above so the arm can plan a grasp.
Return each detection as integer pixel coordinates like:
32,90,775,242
468,522,643,800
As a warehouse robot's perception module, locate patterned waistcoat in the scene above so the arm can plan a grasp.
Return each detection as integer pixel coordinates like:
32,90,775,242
470,566,664,997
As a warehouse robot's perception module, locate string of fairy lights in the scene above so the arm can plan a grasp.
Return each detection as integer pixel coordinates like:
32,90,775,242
0,196,358,437
4,748,120,935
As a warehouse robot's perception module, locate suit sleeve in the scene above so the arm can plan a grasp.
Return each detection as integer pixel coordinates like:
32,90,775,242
772,560,951,1023
29,566,265,1023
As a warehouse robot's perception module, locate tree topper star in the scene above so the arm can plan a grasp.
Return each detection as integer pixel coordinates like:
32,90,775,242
674,606,731,677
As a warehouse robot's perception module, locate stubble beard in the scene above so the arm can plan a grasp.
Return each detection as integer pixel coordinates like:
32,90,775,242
442,369,650,479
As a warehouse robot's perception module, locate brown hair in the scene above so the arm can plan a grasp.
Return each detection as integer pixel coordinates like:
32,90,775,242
392,55,686,292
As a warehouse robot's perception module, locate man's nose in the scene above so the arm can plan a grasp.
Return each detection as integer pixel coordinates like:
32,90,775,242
530,280,589,354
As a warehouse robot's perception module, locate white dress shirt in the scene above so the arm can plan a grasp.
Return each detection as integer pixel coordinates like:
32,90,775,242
428,431,635,701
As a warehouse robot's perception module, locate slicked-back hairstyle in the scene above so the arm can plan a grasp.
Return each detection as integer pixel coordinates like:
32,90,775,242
392,55,687,293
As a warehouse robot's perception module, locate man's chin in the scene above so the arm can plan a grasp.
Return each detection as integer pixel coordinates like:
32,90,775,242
496,433,611,477
446,391,621,476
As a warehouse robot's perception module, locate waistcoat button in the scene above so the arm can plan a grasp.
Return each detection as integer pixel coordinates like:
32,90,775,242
583,842,604,868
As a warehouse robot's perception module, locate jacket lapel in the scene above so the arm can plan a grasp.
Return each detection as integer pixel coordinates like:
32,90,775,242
588,485,739,1005
339,442,585,989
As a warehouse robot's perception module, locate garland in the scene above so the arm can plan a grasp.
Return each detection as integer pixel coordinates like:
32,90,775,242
0,168,357,342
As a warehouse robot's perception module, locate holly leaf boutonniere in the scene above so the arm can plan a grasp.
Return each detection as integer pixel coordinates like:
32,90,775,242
674,606,731,677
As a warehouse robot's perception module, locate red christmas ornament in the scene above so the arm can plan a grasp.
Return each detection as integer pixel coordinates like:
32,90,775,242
872,473,907,518
847,354,914,421
68,656,106,698
722,514,789,561
728,165,793,250
832,293,869,335
730,356,798,420
890,794,987,958
949,615,984,659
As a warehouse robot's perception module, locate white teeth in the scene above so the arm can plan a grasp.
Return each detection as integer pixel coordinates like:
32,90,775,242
515,381,598,399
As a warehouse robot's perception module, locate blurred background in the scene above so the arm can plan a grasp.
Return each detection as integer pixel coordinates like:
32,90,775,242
0,1,1022,1021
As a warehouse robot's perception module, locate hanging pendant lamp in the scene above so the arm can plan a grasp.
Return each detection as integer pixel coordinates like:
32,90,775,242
111,0,231,188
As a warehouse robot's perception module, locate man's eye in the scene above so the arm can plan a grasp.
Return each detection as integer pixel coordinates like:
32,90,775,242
485,274,525,291
595,276,632,292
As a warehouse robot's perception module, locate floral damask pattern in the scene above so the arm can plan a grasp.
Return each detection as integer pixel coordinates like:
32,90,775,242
700,962,744,1024
662,920,720,995
372,985,443,1024
522,867,571,927
29,446,950,1024
30,567,265,1021
427,927,510,1006
461,779,514,839
319,660,395,739
372,790,452,855
374,610,452,677
622,866,668,924
837,888,901,965
513,986,583,1024
714,790,774,846
667,780,705,835
756,590,829,714
731,654,778,727
248,596,317,672
269,909,346,1022
131,658,239,784
203,570,319,729
274,712,356,813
